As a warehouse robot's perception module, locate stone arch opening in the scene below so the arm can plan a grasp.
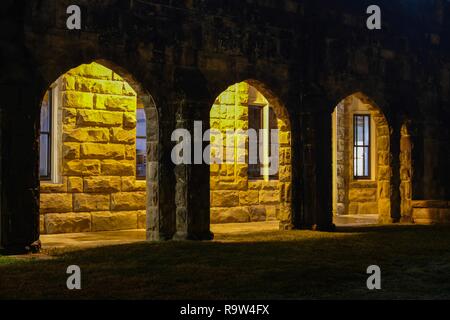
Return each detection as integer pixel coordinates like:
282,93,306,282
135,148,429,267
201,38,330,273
209,81,292,232
332,92,391,225
38,61,159,240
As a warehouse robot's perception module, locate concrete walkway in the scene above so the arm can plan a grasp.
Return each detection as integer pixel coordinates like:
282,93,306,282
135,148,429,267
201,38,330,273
40,229,146,249
40,217,377,250
40,221,280,250
333,214,379,226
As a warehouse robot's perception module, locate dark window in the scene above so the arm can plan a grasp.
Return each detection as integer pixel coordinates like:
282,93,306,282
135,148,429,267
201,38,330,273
40,90,52,180
353,114,371,179
248,105,262,179
136,108,147,179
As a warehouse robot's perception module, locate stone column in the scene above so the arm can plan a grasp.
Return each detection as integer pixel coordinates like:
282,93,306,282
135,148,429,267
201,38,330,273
0,84,41,252
410,120,424,200
400,121,413,222
386,119,401,223
297,98,334,231
146,105,176,241
173,99,213,240
290,109,302,229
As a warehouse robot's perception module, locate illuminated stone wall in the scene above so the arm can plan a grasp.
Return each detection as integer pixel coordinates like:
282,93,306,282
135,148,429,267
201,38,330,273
40,63,146,234
210,82,292,228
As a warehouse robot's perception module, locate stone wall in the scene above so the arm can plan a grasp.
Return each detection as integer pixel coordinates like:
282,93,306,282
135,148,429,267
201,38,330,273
412,200,450,224
210,82,292,227
4,0,450,249
40,63,146,234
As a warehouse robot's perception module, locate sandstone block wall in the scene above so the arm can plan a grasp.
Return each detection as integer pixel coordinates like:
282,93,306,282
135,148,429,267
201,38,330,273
40,63,146,234
210,82,292,226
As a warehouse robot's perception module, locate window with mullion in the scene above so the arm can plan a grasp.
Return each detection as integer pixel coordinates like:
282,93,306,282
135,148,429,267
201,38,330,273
353,114,371,179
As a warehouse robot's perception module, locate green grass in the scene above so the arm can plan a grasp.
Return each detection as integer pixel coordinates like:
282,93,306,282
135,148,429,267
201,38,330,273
1,225,450,299
0,256,18,266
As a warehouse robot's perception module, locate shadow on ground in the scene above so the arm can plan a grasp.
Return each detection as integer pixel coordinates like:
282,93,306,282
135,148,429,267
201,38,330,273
1,225,450,299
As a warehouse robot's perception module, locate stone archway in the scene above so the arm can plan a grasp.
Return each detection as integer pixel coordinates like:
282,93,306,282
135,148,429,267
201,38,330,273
209,80,293,230
332,92,391,224
37,61,160,240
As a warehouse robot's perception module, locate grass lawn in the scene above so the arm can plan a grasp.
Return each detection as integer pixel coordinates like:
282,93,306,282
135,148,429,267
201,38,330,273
1,224,450,299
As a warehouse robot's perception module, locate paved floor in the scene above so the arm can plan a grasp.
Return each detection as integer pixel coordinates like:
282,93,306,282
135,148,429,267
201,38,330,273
40,221,280,249
333,214,379,226
40,229,146,249
40,216,378,250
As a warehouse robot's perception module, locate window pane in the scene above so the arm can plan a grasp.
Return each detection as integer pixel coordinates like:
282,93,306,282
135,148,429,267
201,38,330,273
356,116,364,146
40,89,52,179
354,115,371,178
136,108,147,178
248,106,262,131
136,138,146,178
364,116,370,145
364,146,370,176
41,92,50,132
136,109,146,137
40,134,49,177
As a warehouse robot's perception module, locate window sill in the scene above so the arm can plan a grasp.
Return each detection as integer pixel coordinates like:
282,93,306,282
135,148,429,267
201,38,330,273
350,180,378,188
40,178,67,193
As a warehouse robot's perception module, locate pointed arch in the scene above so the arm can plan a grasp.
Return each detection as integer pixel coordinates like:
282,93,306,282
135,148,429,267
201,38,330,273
332,92,392,223
37,60,161,240
208,80,293,230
